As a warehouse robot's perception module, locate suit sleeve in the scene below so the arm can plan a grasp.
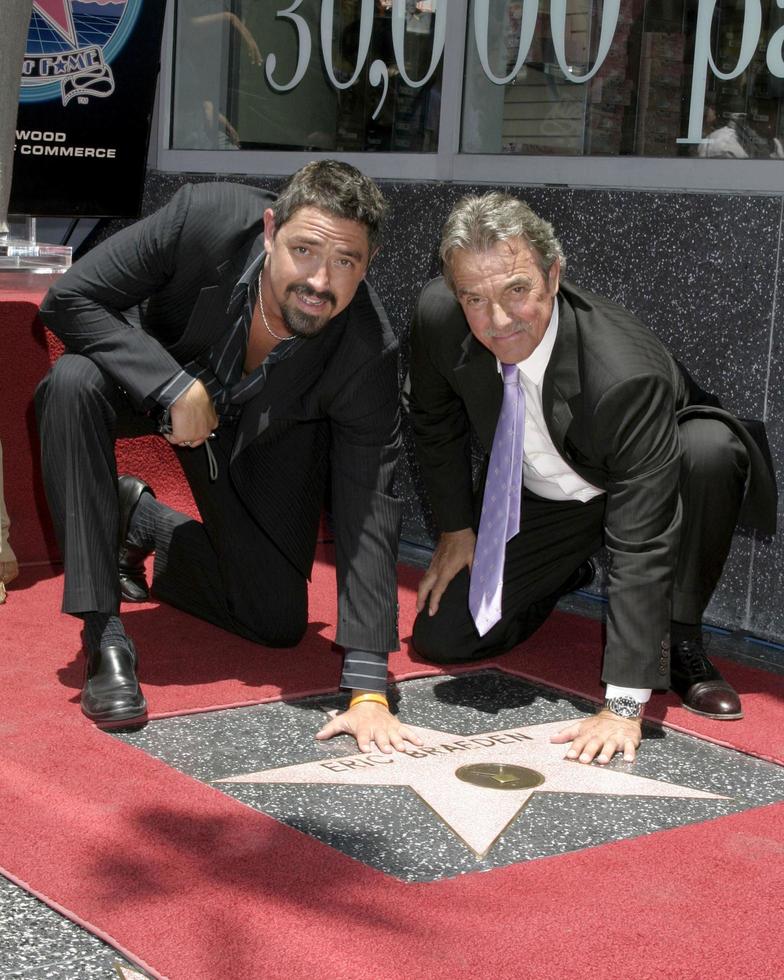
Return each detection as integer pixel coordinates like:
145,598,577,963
328,341,402,653
596,373,682,689
39,184,195,410
405,287,475,532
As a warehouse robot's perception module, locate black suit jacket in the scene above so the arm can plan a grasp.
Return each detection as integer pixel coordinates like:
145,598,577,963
41,182,402,653
407,276,777,687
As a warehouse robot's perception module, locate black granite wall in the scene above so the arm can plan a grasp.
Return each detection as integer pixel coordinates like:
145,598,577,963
137,171,783,643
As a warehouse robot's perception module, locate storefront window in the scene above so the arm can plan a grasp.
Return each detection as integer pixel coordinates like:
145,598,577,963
461,0,784,159
171,1,443,152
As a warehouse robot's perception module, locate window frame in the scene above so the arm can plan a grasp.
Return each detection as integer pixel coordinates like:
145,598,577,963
152,0,784,194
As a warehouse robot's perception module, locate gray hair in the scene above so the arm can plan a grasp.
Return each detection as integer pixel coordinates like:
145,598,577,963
439,193,566,291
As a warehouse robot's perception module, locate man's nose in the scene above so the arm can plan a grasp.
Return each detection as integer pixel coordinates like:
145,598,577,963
308,261,330,293
489,302,512,331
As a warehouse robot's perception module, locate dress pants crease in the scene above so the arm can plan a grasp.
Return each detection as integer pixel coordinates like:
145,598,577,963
35,354,149,615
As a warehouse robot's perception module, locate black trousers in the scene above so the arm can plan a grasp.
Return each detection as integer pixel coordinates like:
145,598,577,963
35,353,307,647
412,417,749,664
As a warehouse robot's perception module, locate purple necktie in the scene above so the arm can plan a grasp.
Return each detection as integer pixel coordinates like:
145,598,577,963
469,363,525,636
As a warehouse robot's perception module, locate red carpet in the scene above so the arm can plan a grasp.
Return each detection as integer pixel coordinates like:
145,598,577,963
0,281,199,565
2,552,784,979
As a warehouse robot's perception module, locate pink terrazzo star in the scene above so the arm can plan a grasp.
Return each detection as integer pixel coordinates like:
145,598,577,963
34,1,78,46
217,720,727,857
114,964,149,980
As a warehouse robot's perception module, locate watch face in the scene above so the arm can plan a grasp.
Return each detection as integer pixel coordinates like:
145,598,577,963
606,696,642,718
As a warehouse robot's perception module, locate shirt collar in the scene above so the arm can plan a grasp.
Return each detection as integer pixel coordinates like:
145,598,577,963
227,251,266,317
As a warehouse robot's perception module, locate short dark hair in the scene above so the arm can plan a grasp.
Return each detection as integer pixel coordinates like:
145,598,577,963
271,160,387,256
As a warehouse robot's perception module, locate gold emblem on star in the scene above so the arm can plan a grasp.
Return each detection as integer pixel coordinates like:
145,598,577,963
456,763,545,790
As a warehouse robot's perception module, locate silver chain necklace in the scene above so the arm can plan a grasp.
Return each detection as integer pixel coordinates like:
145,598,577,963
258,266,295,342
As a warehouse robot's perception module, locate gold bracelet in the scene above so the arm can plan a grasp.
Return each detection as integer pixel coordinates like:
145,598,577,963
349,692,389,710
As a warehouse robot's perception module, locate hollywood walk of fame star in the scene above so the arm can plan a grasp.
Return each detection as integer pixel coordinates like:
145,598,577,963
217,719,728,857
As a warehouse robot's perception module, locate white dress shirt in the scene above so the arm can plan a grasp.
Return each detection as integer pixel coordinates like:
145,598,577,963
506,302,651,707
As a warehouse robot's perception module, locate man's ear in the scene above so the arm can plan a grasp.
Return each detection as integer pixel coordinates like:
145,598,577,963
548,257,561,295
263,209,276,252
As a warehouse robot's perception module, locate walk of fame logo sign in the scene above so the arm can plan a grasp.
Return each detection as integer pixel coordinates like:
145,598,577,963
11,0,166,216
21,1,142,107
217,719,727,859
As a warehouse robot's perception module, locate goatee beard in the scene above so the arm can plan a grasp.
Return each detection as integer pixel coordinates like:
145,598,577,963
281,284,336,338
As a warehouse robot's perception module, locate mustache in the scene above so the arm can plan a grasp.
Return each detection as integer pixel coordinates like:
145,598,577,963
485,320,530,338
286,283,337,306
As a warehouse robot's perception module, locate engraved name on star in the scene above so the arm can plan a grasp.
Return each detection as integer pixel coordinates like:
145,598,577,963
217,720,727,857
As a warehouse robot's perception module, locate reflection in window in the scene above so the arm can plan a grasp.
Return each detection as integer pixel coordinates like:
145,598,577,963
171,0,443,152
461,0,784,158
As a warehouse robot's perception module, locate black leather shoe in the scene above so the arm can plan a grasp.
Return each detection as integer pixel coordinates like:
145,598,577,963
670,637,743,720
562,559,596,596
118,475,155,603
81,640,147,726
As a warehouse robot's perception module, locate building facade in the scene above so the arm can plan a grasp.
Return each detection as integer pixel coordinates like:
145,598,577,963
144,0,784,642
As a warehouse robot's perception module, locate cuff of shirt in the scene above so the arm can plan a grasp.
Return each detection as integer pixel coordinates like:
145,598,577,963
148,369,200,413
605,685,652,703
340,649,389,694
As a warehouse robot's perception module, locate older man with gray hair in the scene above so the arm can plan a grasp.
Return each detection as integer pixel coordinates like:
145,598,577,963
406,192,776,765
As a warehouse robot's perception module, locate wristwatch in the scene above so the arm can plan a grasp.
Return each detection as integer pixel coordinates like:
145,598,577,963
603,695,644,720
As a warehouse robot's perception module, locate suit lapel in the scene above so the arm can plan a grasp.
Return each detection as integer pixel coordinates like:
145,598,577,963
169,233,264,361
453,333,502,454
542,293,581,449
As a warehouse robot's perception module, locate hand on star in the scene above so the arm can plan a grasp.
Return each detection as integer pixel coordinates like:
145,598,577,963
550,710,642,765
316,701,424,754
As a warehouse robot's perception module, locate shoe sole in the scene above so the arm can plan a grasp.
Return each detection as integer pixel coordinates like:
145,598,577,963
95,715,149,732
680,702,744,721
82,702,149,728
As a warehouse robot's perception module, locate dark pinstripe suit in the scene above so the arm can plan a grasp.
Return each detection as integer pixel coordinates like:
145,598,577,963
35,182,402,654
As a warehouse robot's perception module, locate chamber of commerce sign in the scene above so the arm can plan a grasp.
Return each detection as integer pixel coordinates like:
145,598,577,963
10,0,166,217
